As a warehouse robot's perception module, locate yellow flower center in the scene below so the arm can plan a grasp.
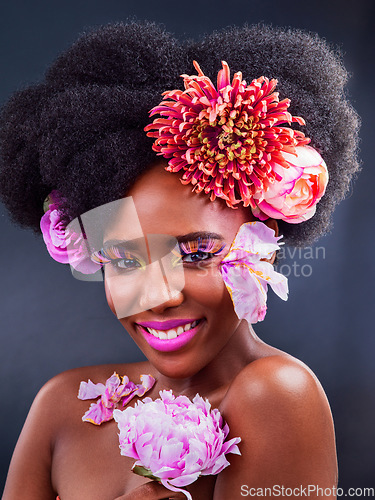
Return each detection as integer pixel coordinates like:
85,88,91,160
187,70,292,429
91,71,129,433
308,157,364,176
218,130,236,145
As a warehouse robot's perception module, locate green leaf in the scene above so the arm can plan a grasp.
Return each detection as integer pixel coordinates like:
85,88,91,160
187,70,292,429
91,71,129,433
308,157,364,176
132,464,161,482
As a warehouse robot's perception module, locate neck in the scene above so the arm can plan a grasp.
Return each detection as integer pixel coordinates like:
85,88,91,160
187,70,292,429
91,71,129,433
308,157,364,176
152,320,266,402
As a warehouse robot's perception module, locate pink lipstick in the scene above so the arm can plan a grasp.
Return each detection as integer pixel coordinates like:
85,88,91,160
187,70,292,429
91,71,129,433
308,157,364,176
137,319,197,330
136,319,204,352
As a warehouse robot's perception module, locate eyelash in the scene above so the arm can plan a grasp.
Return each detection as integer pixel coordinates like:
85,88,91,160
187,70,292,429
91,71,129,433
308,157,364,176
173,237,226,265
90,237,226,270
91,247,145,271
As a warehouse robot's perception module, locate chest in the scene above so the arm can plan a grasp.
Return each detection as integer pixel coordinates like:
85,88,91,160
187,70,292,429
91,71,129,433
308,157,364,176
51,419,216,500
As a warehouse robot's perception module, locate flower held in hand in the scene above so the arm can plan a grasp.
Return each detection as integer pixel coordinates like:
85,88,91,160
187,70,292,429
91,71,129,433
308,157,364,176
113,390,241,500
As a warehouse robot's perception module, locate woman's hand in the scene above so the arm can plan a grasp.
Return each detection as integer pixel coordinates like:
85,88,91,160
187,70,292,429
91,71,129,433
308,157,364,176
114,481,186,500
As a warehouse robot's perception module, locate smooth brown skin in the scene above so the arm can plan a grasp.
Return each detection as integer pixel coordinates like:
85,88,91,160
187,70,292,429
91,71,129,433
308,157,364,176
2,164,338,500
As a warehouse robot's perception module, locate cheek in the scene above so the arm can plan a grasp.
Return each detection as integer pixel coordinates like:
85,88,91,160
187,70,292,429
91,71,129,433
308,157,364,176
104,277,116,316
184,266,236,320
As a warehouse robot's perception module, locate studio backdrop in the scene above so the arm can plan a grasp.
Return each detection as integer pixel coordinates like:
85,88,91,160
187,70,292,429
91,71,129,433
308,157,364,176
0,0,374,492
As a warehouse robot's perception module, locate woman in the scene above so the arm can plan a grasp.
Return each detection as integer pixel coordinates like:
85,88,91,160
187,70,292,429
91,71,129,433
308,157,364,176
0,21,360,499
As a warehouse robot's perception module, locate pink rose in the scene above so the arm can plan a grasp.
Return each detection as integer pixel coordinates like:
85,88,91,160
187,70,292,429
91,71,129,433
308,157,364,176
251,145,329,223
40,190,101,274
113,390,241,500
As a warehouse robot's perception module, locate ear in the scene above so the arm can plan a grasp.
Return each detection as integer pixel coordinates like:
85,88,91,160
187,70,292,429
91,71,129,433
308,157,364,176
104,276,116,316
262,218,279,265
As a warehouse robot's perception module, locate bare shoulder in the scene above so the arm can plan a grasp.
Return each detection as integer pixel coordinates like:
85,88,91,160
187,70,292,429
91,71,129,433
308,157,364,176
42,360,153,394
222,354,330,412
214,355,338,498
13,361,154,440
220,354,335,442
37,360,154,420
3,362,152,498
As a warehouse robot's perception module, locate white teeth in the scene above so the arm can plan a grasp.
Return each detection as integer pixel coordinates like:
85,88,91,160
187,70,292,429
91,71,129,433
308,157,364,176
144,320,201,340
167,329,178,339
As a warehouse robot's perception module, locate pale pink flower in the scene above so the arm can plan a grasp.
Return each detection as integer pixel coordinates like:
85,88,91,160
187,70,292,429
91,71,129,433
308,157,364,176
220,221,288,324
78,372,155,425
251,145,329,223
113,390,241,500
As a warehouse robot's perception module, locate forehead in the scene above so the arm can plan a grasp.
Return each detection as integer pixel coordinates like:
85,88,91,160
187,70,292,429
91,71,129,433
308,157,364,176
104,163,254,240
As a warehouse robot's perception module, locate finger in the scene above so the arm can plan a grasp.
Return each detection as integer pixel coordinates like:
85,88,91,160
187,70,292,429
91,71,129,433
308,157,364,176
114,480,187,500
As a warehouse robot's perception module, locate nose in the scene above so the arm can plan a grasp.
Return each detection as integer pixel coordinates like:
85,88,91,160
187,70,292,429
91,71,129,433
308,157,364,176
138,259,185,313
146,288,184,314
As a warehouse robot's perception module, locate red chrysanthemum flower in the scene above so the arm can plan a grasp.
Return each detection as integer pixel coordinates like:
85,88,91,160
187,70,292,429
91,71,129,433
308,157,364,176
144,61,311,208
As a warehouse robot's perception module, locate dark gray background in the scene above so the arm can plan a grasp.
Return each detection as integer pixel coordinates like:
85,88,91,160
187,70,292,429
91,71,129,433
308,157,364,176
1,0,374,493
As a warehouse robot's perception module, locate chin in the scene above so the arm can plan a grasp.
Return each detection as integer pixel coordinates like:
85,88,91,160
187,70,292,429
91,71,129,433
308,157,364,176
153,359,207,380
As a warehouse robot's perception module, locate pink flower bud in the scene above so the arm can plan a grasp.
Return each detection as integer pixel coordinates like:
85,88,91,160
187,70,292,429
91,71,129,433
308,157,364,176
252,145,329,223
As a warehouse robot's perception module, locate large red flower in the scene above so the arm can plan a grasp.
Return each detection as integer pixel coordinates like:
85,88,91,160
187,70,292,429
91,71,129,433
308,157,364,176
144,61,310,208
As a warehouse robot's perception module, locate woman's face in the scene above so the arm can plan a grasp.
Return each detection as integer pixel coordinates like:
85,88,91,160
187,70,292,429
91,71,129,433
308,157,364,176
104,162,277,379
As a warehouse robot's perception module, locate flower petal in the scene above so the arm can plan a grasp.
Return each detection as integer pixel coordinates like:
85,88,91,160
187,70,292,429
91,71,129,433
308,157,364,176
220,221,288,323
160,479,193,500
78,380,106,400
82,400,113,425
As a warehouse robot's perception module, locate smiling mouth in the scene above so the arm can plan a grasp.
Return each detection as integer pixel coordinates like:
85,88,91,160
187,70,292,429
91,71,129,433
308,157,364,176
139,319,202,340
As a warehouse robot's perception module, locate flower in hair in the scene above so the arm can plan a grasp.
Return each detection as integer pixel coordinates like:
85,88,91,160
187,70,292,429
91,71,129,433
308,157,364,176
252,145,329,223
220,221,288,324
40,190,101,274
145,60,310,210
114,389,241,500
78,372,155,425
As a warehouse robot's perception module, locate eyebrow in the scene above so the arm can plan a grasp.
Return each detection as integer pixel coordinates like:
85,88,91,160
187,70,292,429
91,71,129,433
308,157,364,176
101,238,142,251
175,231,224,243
102,232,224,250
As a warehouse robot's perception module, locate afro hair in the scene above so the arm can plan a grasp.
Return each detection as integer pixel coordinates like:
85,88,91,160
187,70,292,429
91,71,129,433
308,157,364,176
0,21,361,247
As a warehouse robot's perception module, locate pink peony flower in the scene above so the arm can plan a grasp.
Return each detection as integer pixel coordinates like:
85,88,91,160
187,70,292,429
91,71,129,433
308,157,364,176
145,60,310,208
113,390,241,500
78,372,155,425
251,145,329,223
40,190,101,274
220,221,288,324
